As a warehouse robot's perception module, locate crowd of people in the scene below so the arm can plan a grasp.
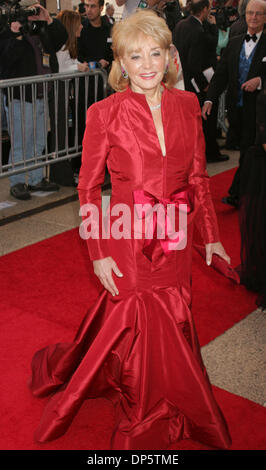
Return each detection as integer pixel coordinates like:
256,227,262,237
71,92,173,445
0,0,265,449
0,0,264,189
0,0,114,195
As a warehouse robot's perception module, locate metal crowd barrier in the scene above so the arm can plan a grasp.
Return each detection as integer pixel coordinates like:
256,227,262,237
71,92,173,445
0,68,107,179
1,69,228,182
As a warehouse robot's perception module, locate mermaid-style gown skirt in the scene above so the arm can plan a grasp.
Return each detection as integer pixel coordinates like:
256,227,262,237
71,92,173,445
29,223,231,450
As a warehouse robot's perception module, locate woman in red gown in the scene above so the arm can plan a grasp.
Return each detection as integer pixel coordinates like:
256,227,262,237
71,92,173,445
29,10,232,450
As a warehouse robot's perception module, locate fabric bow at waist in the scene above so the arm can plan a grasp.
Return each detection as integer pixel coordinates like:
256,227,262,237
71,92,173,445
133,185,194,261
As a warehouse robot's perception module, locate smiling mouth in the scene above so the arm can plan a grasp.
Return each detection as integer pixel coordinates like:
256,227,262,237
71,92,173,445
139,73,157,80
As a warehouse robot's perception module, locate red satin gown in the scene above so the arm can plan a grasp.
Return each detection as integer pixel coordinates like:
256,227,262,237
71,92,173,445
29,87,232,450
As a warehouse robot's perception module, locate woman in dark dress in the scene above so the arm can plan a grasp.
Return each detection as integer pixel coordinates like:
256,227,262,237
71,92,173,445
239,83,266,309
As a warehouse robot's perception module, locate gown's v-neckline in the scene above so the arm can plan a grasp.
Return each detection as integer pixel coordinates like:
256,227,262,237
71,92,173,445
145,88,166,158
128,86,167,158
149,102,166,157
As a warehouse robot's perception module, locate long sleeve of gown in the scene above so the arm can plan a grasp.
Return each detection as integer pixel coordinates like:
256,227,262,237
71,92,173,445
189,95,220,244
77,103,111,260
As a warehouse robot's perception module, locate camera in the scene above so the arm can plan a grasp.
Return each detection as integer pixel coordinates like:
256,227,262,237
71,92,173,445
210,3,238,30
0,0,41,34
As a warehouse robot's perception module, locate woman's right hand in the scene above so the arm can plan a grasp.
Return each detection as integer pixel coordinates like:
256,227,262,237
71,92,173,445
93,257,123,296
78,62,89,72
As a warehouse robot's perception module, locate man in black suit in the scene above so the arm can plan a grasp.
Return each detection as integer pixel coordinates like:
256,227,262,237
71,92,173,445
102,3,116,26
78,0,113,67
226,0,249,150
202,0,266,206
173,0,229,163
173,0,211,93
76,0,113,150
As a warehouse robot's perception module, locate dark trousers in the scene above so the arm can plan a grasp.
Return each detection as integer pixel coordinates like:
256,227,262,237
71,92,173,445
202,100,221,160
48,81,75,185
77,74,105,145
228,106,256,199
198,91,221,160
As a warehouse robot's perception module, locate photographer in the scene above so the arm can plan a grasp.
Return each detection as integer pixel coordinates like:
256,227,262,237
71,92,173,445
116,0,183,31
146,0,183,31
229,0,249,38
0,2,68,200
210,0,239,57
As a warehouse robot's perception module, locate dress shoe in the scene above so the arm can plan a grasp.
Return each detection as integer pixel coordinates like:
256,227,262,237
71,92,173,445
10,183,31,200
207,154,230,163
222,195,238,208
28,178,59,192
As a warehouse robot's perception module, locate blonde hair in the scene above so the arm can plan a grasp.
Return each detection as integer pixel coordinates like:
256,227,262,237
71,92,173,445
108,9,178,92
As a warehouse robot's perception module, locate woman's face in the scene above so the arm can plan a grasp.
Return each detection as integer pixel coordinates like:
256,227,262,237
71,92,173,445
76,22,83,37
120,35,168,94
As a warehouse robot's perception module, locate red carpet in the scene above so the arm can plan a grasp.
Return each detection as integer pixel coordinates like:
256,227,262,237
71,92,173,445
0,167,264,450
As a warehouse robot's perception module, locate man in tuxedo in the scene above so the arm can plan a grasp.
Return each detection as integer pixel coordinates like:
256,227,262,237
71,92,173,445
102,3,116,26
202,0,266,206
173,0,229,163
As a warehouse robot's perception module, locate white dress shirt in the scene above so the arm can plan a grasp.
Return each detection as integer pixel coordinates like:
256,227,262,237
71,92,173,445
244,30,262,59
204,30,263,105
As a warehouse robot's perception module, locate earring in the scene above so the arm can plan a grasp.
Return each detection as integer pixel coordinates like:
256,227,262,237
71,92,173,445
121,67,128,79
164,63,169,75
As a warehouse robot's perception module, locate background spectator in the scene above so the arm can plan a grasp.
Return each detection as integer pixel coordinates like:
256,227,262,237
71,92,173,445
102,3,116,25
49,9,89,187
76,0,113,171
229,0,249,38
147,0,183,31
239,82,266,309
78,0,113,67
115,0,142,18
173,0,229,162
116,0,183,30
202,0,266,207
0,3,67,200
56,10,89,74
226,0,250,149
78,0,87,15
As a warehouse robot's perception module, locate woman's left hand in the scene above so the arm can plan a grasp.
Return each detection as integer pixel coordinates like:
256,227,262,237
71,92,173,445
205,242,231,266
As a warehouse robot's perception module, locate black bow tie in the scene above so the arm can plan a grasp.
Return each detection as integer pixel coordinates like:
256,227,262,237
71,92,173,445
245,33,257,42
